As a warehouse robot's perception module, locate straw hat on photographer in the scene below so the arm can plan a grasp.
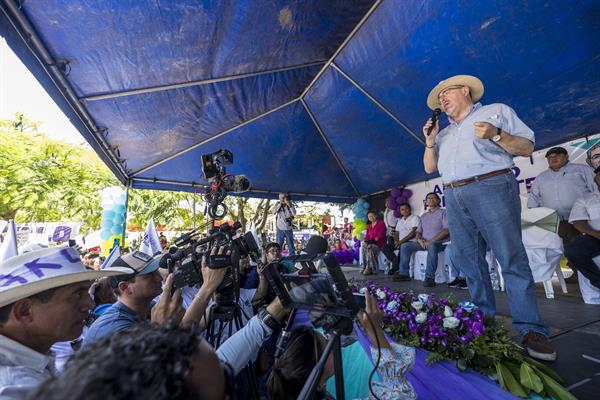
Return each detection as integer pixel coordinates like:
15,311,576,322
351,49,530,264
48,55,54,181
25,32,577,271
0,247,129,308
427,74,484,110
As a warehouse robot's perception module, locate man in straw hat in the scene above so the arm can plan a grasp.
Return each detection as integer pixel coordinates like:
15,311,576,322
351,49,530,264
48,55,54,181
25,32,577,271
423,75,556,361
0,247,128,399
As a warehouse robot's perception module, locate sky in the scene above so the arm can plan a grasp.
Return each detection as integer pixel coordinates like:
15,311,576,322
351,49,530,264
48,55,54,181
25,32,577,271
0,38,84,144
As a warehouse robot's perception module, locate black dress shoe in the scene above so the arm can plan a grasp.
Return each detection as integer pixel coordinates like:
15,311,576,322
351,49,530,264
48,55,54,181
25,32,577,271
392,274,411,282
423,277,436,287
447,278,462,288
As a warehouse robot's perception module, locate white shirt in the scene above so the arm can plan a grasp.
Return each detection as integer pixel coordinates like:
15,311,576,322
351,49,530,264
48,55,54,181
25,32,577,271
569,193,600,231
528,162,597,220
275,203,296,231
0,334,53,399
384,209,398,236
395,215,420,242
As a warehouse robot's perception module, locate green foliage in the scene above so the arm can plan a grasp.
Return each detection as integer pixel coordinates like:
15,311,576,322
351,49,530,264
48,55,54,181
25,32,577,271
0,115,117,230
0,113,274,234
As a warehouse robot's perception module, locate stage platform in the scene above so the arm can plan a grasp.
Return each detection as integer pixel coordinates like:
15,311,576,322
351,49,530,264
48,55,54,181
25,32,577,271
341,265,600,400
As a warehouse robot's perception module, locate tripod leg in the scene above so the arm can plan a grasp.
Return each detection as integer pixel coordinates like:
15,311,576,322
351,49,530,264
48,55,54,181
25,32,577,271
333,334,345,400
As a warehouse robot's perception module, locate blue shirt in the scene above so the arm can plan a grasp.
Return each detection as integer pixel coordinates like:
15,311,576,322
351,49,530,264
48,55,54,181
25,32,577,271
83,301,142,346
435,102,535,183
527,162,598,220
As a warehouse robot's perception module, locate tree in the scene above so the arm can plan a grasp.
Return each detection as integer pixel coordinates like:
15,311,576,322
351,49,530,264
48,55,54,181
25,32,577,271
0,115,117,228
0,114,203,233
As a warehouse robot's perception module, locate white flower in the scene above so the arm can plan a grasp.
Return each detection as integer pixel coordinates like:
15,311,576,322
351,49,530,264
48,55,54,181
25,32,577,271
443,317,460,329
376,289,386,300
444,306,453,318
415,312,427,324
411,301,424,311
386,300,398,312
359,287,367,295
418,293,429,304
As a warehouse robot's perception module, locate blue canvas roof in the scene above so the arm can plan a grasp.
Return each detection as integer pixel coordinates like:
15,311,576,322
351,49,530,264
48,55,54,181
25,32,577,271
2,0,599,202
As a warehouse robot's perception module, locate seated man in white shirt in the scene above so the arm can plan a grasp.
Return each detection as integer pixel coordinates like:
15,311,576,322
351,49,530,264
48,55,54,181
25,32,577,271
389,203,420,281
0,248,127,399
565,171,600,289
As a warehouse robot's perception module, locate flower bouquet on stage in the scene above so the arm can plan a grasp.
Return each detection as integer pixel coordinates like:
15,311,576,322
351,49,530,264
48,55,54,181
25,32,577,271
354,282,576,400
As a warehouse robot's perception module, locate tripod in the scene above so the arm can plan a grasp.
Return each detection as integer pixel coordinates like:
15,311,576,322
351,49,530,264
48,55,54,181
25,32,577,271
206,301,260,400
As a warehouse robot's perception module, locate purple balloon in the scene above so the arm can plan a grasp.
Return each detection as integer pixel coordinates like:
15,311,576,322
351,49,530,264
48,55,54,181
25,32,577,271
394,209,402,218
400,188,413,198
387,196,398,210
396,196,408,206
390,187,402,198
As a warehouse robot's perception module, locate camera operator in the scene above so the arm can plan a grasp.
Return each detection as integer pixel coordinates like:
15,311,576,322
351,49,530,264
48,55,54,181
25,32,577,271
32,295,289,400
267,292,416,400
198,255,269,343
84,247,231,345
275,192,297,255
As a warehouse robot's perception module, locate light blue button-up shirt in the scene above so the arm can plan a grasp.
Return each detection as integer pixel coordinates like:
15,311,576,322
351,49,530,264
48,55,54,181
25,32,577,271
528,162,598,220
435,102,535,184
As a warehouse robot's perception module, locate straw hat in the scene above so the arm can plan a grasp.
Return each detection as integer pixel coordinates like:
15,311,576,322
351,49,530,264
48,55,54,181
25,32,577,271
427,75,484,110
0,247,130,308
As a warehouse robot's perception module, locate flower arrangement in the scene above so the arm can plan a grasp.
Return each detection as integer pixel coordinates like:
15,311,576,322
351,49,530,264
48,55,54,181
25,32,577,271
355,282,576,400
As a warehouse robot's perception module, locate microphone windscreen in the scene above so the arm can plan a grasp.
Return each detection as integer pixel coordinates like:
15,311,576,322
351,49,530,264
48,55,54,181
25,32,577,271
304,235,328,255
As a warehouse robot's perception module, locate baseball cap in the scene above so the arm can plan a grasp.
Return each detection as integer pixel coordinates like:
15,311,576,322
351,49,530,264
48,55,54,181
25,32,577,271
108,251,161,276
545,147,567,157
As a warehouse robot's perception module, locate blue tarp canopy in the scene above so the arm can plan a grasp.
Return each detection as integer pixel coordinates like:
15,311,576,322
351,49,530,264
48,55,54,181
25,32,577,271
2,0,600,202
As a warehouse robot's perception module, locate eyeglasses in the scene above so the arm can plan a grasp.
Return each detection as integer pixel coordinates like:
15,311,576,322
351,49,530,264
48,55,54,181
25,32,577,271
438,85,464,101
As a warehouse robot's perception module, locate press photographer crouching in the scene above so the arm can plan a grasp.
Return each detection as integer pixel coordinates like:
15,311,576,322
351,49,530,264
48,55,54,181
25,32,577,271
268,291,416,400
259,242,417,400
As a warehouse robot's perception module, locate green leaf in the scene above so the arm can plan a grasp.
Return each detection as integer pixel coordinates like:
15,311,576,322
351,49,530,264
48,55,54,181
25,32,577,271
465,348,475,360
520,362,544,393
524,357,563,383
456,359,467,372
496,363,529,398
537,370,577,400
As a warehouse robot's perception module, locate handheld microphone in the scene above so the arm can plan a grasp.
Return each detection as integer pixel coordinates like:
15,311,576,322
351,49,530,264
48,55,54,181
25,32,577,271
427,108,442,136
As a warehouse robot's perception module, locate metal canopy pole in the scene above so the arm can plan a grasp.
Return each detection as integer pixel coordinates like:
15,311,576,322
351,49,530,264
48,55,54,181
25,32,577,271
331,63,424,144
132,177,356,200
300,98,361,197
120,183,130,249
81,60,326,102
299,0,382,100
132,98,299,176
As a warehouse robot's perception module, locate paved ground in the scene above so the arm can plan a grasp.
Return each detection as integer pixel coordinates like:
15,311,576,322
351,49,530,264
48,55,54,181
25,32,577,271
341,265,600,400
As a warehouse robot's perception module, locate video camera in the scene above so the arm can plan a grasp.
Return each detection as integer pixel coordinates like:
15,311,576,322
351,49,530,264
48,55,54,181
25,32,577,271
159,221,260,306
201,149,251,219
262,237,359,333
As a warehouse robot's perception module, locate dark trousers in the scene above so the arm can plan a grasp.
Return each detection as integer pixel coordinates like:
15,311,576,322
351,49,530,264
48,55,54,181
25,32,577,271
382,236,398,266
565,234,600,289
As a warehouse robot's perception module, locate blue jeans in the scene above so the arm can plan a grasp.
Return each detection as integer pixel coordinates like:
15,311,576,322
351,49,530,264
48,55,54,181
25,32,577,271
444,245,464,278
276,229,295,254
444,172,548,336
399,241,445,278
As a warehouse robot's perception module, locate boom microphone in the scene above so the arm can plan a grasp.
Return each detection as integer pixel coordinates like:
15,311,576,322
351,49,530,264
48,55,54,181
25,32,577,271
427,108,442,136
323,253,360,317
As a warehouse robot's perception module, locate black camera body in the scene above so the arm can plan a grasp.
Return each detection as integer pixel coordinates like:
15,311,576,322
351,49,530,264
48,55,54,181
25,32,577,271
163,222,261,305
201,149,251,220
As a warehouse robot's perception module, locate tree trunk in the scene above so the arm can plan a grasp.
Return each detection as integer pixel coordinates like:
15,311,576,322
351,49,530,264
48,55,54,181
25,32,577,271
236,197,248,231
257,199,271,233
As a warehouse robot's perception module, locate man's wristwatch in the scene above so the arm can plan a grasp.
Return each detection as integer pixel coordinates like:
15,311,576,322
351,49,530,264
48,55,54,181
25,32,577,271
492,127,502,142
258,307,281,331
